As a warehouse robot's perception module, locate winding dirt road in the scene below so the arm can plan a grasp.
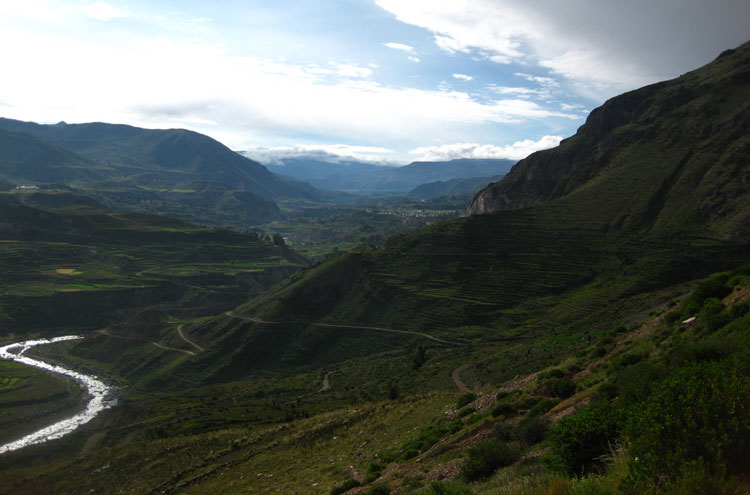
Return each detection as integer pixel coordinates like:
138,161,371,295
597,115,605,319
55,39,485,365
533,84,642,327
224,311,460,346
176,324,205,353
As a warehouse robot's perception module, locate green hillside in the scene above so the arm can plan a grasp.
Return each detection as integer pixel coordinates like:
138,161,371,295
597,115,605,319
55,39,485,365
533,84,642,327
0,202,305,335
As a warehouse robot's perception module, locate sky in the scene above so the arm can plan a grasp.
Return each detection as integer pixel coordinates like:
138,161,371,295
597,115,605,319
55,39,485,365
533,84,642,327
1,1,748,164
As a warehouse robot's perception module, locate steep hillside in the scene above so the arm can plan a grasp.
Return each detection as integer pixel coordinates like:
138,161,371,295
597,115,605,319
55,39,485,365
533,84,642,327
465,42,750,239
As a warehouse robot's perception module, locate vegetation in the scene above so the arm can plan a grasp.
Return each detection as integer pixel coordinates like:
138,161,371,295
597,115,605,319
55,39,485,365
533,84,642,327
0,40,749,495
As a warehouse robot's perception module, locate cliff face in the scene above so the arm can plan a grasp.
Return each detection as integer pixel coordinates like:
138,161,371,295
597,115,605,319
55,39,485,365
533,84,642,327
464,42,750,219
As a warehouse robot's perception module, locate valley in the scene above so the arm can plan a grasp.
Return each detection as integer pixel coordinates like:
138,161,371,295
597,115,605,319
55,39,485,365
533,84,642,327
0,38,748,495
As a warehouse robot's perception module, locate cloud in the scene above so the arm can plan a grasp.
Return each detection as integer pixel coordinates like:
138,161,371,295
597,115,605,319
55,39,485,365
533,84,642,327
452,73,473,82
409,135,562,161
83,1,127,21
383,42,415,54
384,41,421,63
0,24,579,154
331,63,373,78
241,144,397,166
375,0,750,100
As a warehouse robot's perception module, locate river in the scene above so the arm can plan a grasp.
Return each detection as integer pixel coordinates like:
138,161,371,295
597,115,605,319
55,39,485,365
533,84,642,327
0,336,115,454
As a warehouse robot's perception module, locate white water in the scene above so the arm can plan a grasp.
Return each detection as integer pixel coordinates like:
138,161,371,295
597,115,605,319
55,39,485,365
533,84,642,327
0,336,115,454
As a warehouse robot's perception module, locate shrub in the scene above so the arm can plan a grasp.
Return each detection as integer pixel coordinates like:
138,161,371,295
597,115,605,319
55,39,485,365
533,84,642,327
365,461,385,483
456,392,477,409
424,481,473,495
549,377,576,398
490,401,516,418
461,440,521,481
548,400,625,475
730,300,749,317
528,398,559,417
331,478,361,495
623,361,750,493
516,416,550,446
614,361,668,406
457,407,475,419
365,483,390,495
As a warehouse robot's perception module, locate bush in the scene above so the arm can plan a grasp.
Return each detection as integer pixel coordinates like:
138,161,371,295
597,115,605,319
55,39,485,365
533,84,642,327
516,416,550,446
456,392,477,409
365,484,390,495
365,461,385,483
457,407,475,419
548,400,625,475
549,377,576,398
623,361,750,493
490,401,516,418
331,478,361,495
424,481,473,495
528,398,559,417
461,440,521,481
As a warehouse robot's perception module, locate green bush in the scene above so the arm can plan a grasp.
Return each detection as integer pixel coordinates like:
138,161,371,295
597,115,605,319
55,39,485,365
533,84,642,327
461,440,521,481
424,481,473,495
331,478,361,495
365,461,385,483
490,401,516,418
548,400,625,475
456,392,477,408
457,406,476,419
623,361,750,493
528,398,559,417
549,377,577,398
365,483,390,495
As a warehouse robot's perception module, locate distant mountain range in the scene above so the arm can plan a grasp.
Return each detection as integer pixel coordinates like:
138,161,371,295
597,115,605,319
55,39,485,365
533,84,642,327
0,118,316,201
253,154,515,194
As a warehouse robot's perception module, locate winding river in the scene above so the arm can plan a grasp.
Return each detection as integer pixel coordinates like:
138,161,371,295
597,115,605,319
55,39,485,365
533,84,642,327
0,336,115,454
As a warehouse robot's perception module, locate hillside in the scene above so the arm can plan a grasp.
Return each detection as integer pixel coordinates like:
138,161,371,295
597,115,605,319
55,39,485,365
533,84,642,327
0,128,109,183
407,175,504,200
465,43,750,235
0,202,305,334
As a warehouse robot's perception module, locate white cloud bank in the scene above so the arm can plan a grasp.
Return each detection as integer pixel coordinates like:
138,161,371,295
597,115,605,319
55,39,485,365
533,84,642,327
410,135,562,161
0,21,577,152
242,144,398,166
375,0,750,99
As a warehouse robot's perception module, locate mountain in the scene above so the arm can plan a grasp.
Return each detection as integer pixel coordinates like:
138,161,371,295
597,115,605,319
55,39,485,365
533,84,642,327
0,119,318,202
407,175,504,200
0,127,110,183
466,44,750,238
261,155,515,193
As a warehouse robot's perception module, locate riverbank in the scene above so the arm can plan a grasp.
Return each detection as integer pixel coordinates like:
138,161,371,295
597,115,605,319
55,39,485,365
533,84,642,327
0,336,115,454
